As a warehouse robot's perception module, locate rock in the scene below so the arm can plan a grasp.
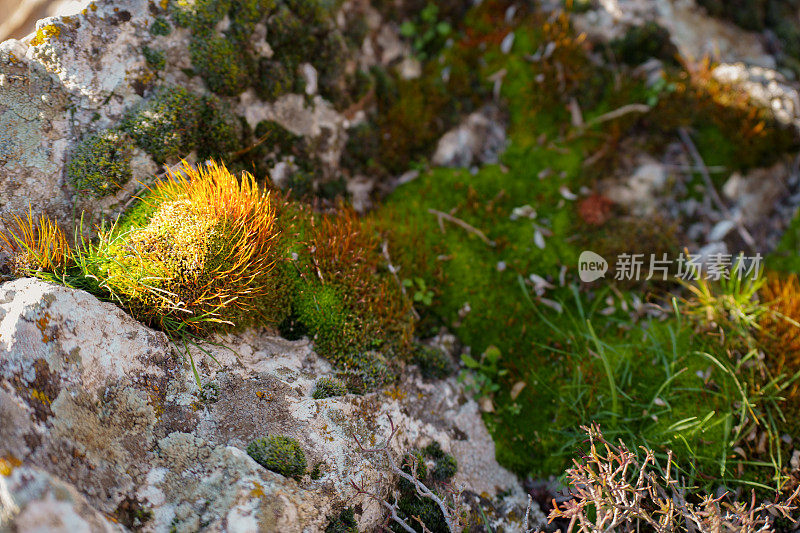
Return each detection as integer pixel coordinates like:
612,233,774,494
713,64,800,127
723,161,790,225
432,105,507,168
1,465,125,532
0,0,88,43
0,278,538,531
551,0,777,68
601,157,667,216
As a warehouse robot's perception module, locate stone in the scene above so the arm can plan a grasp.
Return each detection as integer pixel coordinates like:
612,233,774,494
432,105,507,169
0,278,538,531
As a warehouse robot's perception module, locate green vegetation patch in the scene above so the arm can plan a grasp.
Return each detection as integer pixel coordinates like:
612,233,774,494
246,435,307,479
67,129,134,198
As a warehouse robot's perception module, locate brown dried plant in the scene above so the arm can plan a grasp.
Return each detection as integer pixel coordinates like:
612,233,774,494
544,424,800,533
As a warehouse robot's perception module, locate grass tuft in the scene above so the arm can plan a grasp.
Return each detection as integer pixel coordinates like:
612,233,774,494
0,209,70,276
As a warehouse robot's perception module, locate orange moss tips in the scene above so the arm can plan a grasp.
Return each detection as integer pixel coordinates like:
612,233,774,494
111,160,284,333
0,208,70,275
760,273,800,378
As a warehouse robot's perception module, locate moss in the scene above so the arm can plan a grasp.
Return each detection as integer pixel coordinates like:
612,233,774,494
122,86,204,164
169,0,230,28
188,33,252,96
610,22,679,66
228,0,275,42
325,507,358,533
421,442,457,481
93,161,282,334
254,59,294,101
268,6,315,69
411,346,454,379
390,445,455,533
67,129,133,198
198,94,244,159
142,46,166,71
254,120,303,155
265,204,412,391
246,435,306,479
122,86,245,164
342,121,382,176
768,208,800,273
432,454,457,481
149,16,172,36
394,495,447,533
368,4,775,483
312,377,347,399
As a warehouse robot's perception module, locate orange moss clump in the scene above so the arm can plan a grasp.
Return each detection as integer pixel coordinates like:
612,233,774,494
759,274,800,389
97,160,282,333
0,208,70,276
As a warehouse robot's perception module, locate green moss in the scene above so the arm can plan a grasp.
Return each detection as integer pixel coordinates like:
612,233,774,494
255,59,294,101
228,0,275,43
411,346,453,379
367,4,791,485
67,129,133,198
169,0,230,28
325,507,358,533
188,33,252,96
246,435,307,479
391,445,454,533
768,208,800,273
122,86,203,164
122,86,245,164
394,495,447,533
268,6,316,69
142,46,166,71
254,120,303,154
149,16,172,36
610,22,679,66
198,94,244,159
422,441,457,481
312,377,347,399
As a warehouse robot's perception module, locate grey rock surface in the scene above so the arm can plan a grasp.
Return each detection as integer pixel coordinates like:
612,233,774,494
0,278,537,531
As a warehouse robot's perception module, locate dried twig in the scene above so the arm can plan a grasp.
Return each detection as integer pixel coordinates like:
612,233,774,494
678,128,756,249
584,104,651,128
350,477,418,533
428,209,496,247
353,416,460,532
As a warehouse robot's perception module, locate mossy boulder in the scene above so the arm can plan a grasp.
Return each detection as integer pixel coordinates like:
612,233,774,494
246,435,307,479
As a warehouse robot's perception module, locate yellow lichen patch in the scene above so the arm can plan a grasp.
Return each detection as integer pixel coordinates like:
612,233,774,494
36,312,52,342
255,390,275,401
249,482,266,498
31,388,51,405
30,24,61,46
0,456,22,476
384,386,407,401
